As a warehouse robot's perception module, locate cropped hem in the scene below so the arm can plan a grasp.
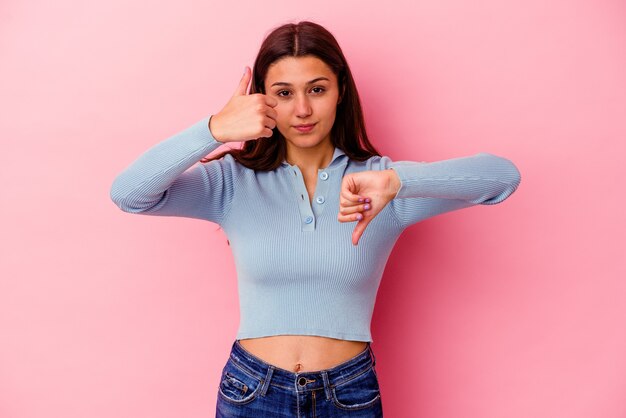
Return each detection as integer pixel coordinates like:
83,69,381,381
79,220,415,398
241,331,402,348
236,328,372,343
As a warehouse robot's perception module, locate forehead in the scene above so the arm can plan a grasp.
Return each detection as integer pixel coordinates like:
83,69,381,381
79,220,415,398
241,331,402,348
265,56,336,86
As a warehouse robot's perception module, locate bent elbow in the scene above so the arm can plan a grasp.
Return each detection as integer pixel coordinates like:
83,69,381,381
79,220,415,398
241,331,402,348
109,175,150,214
110,176,132,212
476,153,522,205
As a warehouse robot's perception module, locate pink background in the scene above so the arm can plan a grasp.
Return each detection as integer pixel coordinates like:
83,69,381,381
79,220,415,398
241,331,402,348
1,0,625,417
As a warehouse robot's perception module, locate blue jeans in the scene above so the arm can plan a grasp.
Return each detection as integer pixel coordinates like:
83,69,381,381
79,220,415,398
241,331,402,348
216,339,383,417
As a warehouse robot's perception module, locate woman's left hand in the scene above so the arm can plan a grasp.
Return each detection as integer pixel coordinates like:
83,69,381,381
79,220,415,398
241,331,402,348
338,169,401,246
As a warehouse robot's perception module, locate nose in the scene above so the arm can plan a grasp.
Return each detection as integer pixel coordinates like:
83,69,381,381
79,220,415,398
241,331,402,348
294,94,312,118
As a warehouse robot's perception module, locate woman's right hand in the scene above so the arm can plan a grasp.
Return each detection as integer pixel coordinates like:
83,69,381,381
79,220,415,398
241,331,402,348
208,66,278,143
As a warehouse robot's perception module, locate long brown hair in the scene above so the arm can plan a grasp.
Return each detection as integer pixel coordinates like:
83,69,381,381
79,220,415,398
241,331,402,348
200,20,380,170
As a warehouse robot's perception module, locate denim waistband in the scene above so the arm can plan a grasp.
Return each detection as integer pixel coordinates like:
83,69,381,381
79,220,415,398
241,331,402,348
228,339,377,393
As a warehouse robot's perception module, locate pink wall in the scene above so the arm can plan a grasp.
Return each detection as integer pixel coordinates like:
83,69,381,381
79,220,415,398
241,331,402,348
1,0,624,417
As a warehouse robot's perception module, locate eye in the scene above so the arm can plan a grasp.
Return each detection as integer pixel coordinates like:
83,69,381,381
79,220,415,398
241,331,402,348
275,87,325,98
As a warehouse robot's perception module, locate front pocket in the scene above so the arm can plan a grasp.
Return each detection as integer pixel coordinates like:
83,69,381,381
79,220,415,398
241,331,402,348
217,361,263,405
331,366,381,411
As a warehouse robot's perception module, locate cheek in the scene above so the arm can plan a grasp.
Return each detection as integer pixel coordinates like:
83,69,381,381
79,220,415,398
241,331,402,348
319,101,338,122
274,104,290,124
272,107,290,134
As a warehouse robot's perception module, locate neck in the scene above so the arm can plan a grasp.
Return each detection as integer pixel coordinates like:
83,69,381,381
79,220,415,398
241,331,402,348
285,141,335,172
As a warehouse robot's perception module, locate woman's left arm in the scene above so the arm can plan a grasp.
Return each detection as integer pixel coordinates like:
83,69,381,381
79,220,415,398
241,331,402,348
338,153,521,245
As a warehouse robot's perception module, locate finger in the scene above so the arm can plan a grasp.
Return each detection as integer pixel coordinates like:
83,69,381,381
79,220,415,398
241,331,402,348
233,66,251,96
352,218,371,246
261,127,273,138
264,94,278,108
340,195,370,207
338,212,364,223
265,105,278,121
264,115,276,130
340,186,366,204
341,178,360,201
339,202,371,216
341,177,372,203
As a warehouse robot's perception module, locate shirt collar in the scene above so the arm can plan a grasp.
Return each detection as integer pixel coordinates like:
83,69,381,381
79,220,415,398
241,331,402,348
280,146,347,168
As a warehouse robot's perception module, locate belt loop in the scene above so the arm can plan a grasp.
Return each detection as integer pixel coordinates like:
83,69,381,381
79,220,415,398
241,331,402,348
369,342,377,368
320,371,332,401
260,366,274,397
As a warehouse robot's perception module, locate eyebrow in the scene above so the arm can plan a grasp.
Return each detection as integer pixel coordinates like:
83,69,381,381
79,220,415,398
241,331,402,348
270,77,330,87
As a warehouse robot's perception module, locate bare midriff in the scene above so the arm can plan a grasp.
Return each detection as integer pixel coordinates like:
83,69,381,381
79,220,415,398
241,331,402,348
238,335,369,373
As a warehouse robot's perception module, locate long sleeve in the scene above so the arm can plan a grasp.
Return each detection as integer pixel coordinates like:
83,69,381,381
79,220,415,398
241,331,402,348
110,115,239,225
373,152,521,228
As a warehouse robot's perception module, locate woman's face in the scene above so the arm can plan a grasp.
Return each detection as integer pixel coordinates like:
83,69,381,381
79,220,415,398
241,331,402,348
264,55,341,154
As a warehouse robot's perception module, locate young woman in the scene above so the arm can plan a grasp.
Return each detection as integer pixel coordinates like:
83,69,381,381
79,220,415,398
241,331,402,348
110,20,521,418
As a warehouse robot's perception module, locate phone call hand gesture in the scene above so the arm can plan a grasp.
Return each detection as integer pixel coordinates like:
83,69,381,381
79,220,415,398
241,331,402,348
209,66,278,143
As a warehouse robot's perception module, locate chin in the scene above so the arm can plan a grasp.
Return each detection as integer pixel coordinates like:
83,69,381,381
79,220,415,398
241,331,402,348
288,138,326,149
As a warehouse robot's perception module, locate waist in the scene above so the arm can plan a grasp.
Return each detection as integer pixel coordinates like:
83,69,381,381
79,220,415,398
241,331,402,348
229,338,376,391
237,335,370,373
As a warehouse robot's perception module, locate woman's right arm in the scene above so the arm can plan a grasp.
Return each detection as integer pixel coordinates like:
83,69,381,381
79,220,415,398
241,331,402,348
109,115,238,225
110,67,277,225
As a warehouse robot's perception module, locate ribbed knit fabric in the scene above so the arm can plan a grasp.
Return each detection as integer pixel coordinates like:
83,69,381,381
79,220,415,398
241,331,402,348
110,115,521,342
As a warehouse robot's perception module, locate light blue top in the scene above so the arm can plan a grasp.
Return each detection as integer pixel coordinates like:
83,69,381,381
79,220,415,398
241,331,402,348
110,115,521,342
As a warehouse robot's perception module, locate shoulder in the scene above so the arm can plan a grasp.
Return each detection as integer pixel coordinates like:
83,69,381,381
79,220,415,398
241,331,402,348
357,154,395,171
359,153,429,171
344,154,390,172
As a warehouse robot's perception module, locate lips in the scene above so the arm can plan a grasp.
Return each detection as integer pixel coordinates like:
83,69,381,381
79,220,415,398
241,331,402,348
293,123,316,133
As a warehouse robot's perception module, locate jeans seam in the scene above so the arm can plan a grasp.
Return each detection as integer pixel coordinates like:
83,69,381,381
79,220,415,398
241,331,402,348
259,366,274,397
228,356,265,382
332,364,374,388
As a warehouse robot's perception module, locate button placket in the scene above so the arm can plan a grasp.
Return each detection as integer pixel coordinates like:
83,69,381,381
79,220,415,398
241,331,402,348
285,166,336,231
288,165,315,231
312,169,330,218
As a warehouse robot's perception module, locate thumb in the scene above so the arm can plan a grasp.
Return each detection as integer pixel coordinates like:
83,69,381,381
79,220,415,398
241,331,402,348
352,218,371,246
233,66,251,96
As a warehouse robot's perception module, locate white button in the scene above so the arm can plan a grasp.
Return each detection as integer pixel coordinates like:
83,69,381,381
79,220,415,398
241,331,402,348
304,216,313,224
319,172,329,180
315,196,325,204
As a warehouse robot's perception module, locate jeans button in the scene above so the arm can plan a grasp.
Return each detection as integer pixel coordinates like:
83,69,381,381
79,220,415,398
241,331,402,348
298,377,307,386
